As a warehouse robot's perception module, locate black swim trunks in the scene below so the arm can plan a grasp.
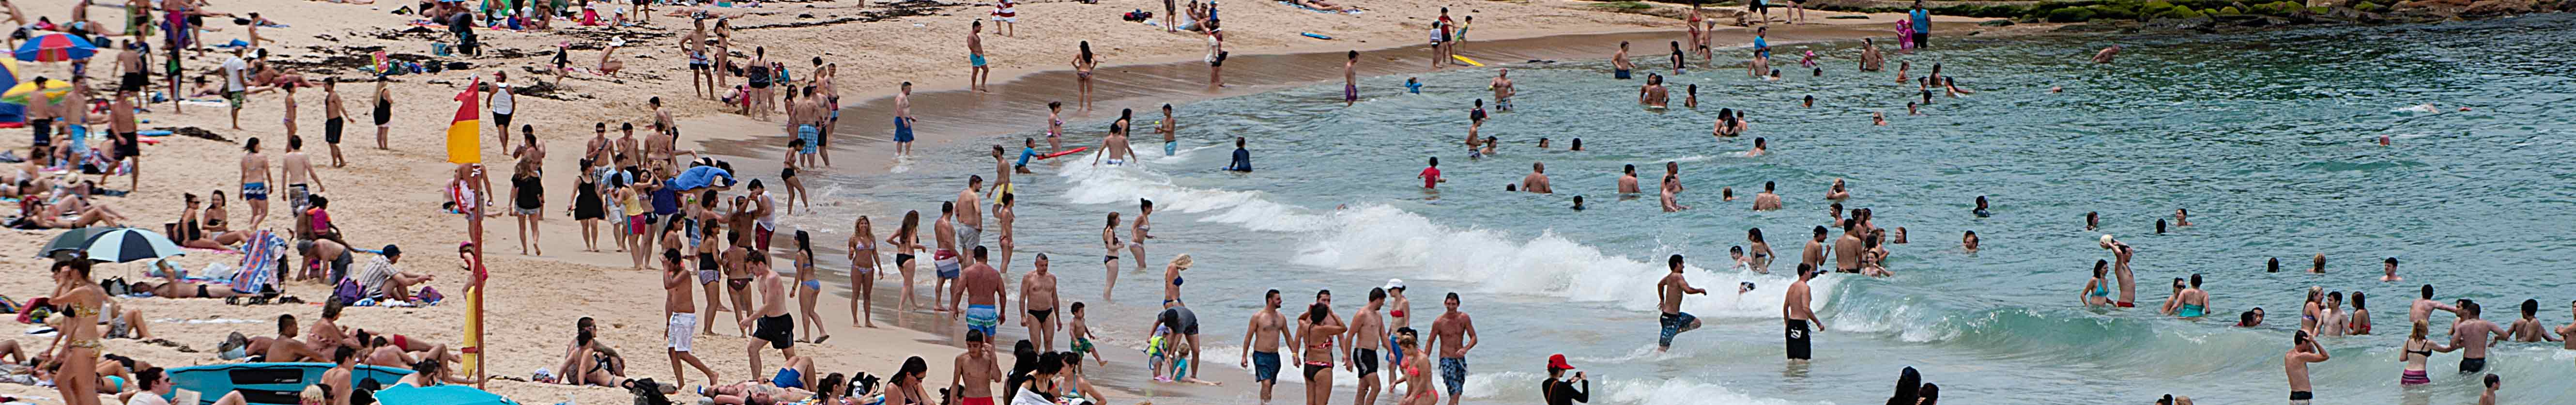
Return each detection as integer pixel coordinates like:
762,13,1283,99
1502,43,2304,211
2460,357,2486,374
1352,348,1380,376
1026,308,1054,324
1785,319,1812,360
121,72,147,92
754,314,796,349
324,117,345,144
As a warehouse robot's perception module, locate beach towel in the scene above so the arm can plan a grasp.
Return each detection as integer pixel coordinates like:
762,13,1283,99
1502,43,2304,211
230,231,282,294
668,165,734,190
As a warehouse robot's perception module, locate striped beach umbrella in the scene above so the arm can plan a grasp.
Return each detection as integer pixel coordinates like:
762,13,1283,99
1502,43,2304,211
82,228,186,264
14,32,98,62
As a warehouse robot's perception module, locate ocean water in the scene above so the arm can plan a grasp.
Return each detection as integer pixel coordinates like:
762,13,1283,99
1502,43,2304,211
779,15,2576,405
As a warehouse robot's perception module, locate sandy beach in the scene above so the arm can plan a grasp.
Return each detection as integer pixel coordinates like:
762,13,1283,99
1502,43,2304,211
0,0,2015,402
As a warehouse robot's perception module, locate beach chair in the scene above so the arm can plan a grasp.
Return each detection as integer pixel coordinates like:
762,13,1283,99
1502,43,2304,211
231,231,283,295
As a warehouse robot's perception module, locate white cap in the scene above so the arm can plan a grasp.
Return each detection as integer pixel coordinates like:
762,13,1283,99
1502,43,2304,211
2099,234,2116,246
1384,279,1405,291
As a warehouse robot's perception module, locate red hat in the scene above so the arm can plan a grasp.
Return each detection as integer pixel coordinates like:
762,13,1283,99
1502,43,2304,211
1547,354,1573,372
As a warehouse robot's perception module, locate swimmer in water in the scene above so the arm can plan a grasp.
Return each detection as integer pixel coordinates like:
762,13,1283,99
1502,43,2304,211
1872,112,1886,126
1743,137,1767,156
2173,208,2192,227
1639,74,1669,108
1684,85,1699,109
1973,196,1992,218
1746,228,1774,274
1611,41,1636,79
1618,165,1641,194
1825,178,1849,201
2091,45,2120,63
1751,181,1782,211
1906,101,1921,116
1659,168,1688,212
1519,162,1552,194
2380,257,2401,282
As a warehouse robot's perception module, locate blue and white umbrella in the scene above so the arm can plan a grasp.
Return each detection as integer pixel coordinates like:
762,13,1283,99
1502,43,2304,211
83,228,186,264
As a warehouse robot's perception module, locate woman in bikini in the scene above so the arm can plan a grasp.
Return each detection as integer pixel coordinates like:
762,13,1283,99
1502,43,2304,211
2082,260,2113,307
2397,321,2448,386
1392,328,1437,405
177,193,249,250
1301,303,1349,405
885,211,924,311
849,216,881,327
1746,228,1774,274
1071,42,1099,113
791,231,828,343
887,356,932,405
48,259,110,405
778,143,808,214
1130,199,1154,272
1163,254,1192,306
1044,102,1066,154
694,216,729,335
1102,212,1124,301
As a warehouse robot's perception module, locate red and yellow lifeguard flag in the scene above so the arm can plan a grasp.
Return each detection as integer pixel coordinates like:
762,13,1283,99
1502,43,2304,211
445,79,483,164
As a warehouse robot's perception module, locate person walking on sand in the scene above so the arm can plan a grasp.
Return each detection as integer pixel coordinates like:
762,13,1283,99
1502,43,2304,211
1785,264,1824,362
486,72,518,149
893,82,917,157
1299,299,1348,405
661,249,720,387
1022,253,1060,350
967,21,990,92
222,48,247,129
956,176,986,265
1657,254,1707,352
2283,330,2329,405
685,18,714,98
107,90,142,191
239,138,274,229
1349,288,1391,405
1242,289,1296,404
372,78,394,150
847,216,882,327
953,246,1009,348
321,78,348,167
1424,293,1478,405
739,251,798,378
888,211,926,311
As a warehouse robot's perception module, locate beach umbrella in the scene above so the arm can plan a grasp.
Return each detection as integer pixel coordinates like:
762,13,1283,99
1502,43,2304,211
36,226,120,258
1,78,70,105
81,228,186,264
14,32,98,62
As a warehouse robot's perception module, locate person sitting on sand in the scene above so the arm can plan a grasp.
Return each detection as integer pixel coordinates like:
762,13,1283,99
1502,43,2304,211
598,36,628,76
260,314,327,362
555,317,631,387
354,245,434,301
175,193,251,251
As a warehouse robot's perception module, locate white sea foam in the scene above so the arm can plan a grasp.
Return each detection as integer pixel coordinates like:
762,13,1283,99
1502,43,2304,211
1055,153,1330,233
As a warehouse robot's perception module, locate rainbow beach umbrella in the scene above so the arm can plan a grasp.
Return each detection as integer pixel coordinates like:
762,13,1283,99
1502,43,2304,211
15,32,98,62
1,78,70,105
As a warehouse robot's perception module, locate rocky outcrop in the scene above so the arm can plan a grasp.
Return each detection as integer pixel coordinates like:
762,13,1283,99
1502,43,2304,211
2463,0,2537,15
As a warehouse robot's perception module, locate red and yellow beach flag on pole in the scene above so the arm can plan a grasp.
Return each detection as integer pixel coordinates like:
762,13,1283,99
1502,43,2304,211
445,79,483,164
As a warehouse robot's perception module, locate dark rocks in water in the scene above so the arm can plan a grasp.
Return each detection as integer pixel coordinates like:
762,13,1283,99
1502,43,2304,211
1978,18,2015,26
2557,0,2576,12
2148,16,2217,31
2463,0,2537,15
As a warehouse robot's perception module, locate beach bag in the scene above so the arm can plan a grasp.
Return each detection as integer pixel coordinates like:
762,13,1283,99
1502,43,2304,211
418,286,446,304
333,279,365,305
625,377,673,405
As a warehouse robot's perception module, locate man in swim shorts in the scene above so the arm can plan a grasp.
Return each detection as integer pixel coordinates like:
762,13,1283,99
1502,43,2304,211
954,246,1007,345
1656,254,1707,351
660,249,719,386
966,21,990,92
1241,289,1292,402
1343,50,1361,106
1785,264,1824,361
954,176,986,261
741,251,798,377
1489,69,1515,112
1157,104,1179,156
1425,293,1476,405
893,82,917,156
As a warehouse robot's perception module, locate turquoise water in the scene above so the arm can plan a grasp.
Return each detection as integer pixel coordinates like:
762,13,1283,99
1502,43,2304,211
784,15,2576,405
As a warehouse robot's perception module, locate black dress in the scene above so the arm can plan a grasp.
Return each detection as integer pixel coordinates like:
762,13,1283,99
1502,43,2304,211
572,180,604,220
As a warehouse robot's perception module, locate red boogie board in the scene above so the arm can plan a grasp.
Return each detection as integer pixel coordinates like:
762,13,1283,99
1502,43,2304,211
1039,146,1090,159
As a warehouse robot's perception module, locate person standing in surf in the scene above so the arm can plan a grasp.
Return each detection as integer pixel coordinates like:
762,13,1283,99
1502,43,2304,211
2283,330,2330,405
956,176,986,267
1101,212,1125,301
1021,253,1060,350
1657,254,1707,352
1349,288,1391,405
1425,293,1478,405
1344,50,1362,106
1784,264,1824,363
1489,69,1515,112
893,82,917,157
2447,301,2508,374
1094,109,1141,166
1157,104,1180,156
2101,234,2137,307
1611,42,1635,79
1242,289,1296,404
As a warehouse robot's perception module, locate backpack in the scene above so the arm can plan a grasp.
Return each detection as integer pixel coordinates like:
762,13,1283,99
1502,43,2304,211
624,378,672,405
333,279,366,306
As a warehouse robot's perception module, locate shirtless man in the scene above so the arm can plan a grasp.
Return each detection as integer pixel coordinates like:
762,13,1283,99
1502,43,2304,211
966,21,990,92
1783,264,1823,362
661,250,719,386
1610,42,1637,79
1798,226,1829,271
2381,258,2403,282
1348,289,1390,405
1520,163,1552,194
2091,45,2121,64
115,42,148,109
1489,69,1515,112
1344,51,1360,106
2283,330,2329,405
319,80,349,168
1833,221,1864,273
1617,165,1641,195
955,176,985,266
1744,137,1768,156
2502,299,2559,343
239,138,275,229
893,82,917,156
1659,170,1688,212
738,252,798,378
1752,181,1784,210
1423,293,1477,405
2448,301,2508,374
2100,234,2137,308
952,246,1009,349
932,202,961,312
1656,254,1706,352
307,301,361,357
1637,75,1668,108
282,137,326,228
264,314,326,362
949,330,1004,405
2410,285,2466,326
1242,289,1296,404
683,21,715,98
1020,253,1060,351
108,90,141,190
1156,104,1179,156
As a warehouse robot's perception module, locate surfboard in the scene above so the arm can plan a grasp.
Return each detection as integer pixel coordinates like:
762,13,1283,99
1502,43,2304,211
1301,32,1334,40
167,363,414,405
1451,55,1485,67
1039,146,1090,159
